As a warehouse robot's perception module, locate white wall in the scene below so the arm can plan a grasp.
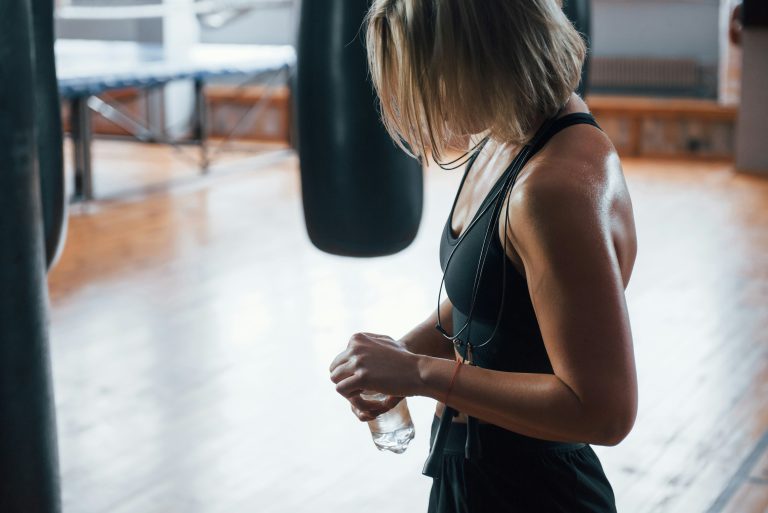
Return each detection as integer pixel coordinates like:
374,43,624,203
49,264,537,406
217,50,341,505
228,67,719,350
195,1,721,65
199,6,296,45
592,0,721,64
57,1,721,67
56,0,163,42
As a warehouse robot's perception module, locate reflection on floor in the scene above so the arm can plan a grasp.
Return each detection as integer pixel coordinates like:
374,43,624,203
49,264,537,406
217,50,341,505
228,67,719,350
49,140,768,513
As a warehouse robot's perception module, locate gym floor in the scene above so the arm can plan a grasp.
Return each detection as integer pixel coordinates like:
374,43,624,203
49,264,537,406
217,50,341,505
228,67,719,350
49,141,768,512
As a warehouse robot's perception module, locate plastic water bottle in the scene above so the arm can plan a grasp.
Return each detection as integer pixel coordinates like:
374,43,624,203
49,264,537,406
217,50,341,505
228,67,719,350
360,391,415,454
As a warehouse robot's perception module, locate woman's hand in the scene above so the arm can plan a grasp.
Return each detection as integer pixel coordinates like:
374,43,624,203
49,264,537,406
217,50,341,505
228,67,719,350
329,332,423,419
348,394,403,422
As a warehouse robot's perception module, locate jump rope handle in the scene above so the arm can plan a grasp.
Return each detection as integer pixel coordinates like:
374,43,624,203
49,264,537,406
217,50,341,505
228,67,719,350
466,415,482,460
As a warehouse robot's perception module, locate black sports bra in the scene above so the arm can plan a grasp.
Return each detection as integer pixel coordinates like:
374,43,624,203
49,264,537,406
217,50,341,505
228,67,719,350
438,112,602,373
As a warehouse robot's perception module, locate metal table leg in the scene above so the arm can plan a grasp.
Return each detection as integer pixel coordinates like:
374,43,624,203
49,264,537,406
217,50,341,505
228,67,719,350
145,85,164,143
194,78,210,173
70,95,93,201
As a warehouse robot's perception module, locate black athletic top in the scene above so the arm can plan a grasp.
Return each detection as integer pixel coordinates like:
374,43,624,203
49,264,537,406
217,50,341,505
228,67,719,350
438,113,601,373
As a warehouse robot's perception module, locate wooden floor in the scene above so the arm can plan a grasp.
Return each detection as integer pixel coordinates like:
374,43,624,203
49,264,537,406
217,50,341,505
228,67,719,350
48,140,768,513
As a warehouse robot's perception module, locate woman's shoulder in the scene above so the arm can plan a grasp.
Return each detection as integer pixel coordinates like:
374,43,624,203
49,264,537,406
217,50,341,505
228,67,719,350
517,94,618,189
500,108,637,286
513,116,621,210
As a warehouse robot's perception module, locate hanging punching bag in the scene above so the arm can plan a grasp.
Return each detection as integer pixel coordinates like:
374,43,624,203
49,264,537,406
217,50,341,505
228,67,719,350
0,0,61,511
563,0,592,97
31,0,67,270
295,0,423,257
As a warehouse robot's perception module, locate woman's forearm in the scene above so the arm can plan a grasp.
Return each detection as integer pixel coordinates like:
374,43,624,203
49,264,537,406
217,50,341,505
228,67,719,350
415,356,633,446
398,300,456,360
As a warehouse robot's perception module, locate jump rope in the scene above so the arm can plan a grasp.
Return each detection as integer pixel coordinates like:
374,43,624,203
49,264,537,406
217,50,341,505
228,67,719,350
423,109,567,478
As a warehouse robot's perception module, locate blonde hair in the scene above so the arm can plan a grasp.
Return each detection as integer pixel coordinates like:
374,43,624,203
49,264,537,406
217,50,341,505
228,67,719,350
365,0,586,163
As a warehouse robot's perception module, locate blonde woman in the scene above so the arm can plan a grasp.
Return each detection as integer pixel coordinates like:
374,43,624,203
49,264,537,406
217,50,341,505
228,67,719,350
329,1,637,511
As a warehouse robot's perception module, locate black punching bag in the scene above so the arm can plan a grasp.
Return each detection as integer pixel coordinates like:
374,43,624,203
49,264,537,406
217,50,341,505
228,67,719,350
0,0,61,511
295,0,423,257
563,0,592,97
31,0,67,269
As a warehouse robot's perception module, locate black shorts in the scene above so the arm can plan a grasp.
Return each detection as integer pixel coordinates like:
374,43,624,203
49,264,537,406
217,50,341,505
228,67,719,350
427,415,617,513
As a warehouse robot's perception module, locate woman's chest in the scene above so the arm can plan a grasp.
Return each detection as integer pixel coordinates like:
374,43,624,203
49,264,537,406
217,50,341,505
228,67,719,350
439,208,531,325
449,186,528,279
450,142,518,239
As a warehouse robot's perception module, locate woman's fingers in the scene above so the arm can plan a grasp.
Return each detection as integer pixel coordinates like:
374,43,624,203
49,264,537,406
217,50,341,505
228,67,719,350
329,359,355,384
353,394,400,411
358,332,393,342
329,333,393,374
329,331,413,399
335,371,365,398
351,404,376,422
330,333,403,420
381,395,404,411
350,395,386,416
349,394,404,417
350,395,384,410
328,332,379,372
328,349,352,373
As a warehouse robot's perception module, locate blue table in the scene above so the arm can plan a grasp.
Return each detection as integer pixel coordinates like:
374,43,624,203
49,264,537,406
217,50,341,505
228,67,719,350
56,39,296,200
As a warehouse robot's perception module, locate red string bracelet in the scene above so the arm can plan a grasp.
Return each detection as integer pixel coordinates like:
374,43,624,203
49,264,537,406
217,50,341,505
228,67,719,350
443,357,464,405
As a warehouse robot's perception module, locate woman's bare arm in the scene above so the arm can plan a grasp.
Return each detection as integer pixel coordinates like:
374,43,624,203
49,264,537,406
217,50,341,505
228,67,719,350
414,152,638,446
398,299,456,360
332,148,638,445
